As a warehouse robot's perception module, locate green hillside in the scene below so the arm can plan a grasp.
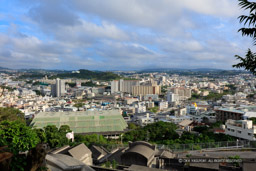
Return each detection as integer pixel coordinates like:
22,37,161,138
50,69,121,81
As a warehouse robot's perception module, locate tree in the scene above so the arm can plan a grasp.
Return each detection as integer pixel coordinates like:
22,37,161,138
148,106,159,113
33,90,43,96
249,117,256,124
122,121,178,143
0,107,25,123
43,125,72,148
233,0,256,74
34,128,47,143
59,125,72,134
112,159,117,169
74,103,85,108
0,120,40,170
233,49,256,74
128,123,138,130
74,134,107,147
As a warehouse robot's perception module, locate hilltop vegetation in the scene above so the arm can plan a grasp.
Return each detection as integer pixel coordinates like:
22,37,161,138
50,69,121,81
123,121,234,145
18,69,121,81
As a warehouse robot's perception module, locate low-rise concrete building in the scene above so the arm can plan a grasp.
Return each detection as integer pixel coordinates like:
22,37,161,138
225,119,256,141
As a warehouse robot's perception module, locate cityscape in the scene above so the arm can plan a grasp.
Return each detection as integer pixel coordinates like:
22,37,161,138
1,0,256,171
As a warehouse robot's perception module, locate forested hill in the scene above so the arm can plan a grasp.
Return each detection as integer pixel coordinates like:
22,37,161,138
50,69,121,81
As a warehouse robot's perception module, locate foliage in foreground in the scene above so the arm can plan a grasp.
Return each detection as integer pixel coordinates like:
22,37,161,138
0,118,235,170
0,120,40,170
233,0,256,74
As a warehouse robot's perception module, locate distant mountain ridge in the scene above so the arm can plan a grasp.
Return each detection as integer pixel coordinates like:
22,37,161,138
140,68,226,72
0,66,10,70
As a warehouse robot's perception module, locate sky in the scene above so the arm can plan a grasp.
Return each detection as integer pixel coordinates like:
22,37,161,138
0,0,255,70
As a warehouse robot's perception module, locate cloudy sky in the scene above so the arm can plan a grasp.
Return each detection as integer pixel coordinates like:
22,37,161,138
0,0,255,70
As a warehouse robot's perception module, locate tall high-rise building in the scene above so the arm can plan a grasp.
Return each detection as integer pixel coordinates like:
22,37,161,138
111,79,139,94
51,78,66,97
111,80,119,94
56,78,66,97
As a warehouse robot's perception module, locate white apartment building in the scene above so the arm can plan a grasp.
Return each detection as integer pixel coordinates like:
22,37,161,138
111,80,119,94
159,101,168,110
167,91,179,103
51,78,66,97
56,78,66,97
136,113,155,126
135,102,147,113
225,119,256,141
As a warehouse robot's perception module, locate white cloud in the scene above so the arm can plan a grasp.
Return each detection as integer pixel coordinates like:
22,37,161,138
182,0,240,17
54,20,129,45
72,0,239,30
0,0,249,70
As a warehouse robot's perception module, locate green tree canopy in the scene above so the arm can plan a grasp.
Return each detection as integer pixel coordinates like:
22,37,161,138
74,134,107,147
233,0,256,74
128,123,138,130
42,125,72,148
0,120,39,153
0,107,25,123
123,121,178,143
0,120,40,170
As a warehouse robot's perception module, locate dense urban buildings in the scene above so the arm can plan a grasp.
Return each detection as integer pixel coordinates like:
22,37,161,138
3,0,256,170
2,69,256,170
111,79,139,94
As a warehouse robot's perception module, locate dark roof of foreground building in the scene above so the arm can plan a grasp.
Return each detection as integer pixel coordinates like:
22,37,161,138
31,110,128,134
90,145,109,161
49,143,92,165
68,143,92,163
126,145,154,160
99,147,126,164
46,154,94,171
124,141,156,160
121,141,156,167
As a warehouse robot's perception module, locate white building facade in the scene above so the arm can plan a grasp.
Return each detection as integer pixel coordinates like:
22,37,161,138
225,119,256,141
